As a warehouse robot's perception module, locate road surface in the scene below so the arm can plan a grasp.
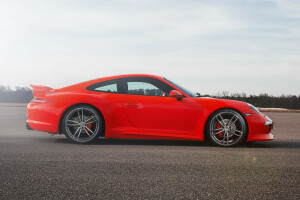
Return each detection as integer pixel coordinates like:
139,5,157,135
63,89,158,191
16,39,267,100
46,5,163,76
0,106,299,199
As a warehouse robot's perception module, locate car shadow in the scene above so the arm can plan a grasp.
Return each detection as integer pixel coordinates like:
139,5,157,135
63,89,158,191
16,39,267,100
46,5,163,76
242,140,300,149
53,137,206,147
51,137,300,149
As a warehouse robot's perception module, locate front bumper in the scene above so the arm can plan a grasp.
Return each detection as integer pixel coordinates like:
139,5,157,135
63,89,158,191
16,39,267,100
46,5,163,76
246,113,274,142
264,120,274,132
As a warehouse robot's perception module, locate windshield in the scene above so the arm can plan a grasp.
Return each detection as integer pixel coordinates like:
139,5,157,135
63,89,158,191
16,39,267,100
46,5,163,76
163,78,197,97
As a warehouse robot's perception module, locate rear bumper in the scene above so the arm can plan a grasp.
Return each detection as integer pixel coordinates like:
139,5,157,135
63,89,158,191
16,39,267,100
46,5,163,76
26,122,33,130
27,102,60,133
26,119,58,133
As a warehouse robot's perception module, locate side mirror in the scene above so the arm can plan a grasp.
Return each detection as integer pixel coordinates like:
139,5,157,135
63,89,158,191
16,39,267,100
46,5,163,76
169,90,183,100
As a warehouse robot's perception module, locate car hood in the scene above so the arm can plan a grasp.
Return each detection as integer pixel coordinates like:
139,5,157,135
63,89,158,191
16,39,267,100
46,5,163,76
192,97,253,114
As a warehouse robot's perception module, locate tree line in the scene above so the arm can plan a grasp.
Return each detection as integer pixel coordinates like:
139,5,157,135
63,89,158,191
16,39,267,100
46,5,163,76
196,91,300,109
0,85,299,109
0,86,33,103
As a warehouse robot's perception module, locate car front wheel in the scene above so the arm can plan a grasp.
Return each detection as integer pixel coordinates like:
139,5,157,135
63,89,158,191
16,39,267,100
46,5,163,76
207,109,247,147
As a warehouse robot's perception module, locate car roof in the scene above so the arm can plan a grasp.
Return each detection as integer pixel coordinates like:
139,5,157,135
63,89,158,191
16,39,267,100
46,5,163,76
59,74,164,91
87,74,163,84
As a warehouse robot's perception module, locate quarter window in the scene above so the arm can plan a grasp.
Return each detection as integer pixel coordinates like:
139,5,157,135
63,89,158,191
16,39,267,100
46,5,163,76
94,84,117,93
86,79,124,94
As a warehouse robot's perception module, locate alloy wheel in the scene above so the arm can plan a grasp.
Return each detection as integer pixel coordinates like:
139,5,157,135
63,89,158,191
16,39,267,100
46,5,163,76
209,111,246,146
64,107,100,143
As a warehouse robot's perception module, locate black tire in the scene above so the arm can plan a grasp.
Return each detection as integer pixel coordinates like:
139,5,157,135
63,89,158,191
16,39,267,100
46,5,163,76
206,109,247,147
62,105,104,144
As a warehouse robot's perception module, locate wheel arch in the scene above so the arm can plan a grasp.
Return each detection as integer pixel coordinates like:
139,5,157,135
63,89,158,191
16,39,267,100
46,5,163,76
58,103,106,137
203,107,249,142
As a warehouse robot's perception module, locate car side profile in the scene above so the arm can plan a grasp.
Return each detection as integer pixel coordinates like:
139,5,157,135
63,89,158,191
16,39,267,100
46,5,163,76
26,74,274,147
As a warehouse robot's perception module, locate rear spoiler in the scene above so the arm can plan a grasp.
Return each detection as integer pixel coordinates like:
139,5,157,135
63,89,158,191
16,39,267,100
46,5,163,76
30,84,54,98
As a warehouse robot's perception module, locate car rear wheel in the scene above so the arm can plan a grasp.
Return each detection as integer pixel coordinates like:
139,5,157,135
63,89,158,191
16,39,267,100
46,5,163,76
207,109,247,147
62,105,103,144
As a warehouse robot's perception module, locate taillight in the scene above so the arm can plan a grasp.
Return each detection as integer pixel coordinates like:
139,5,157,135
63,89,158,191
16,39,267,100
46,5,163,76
32,98,55,103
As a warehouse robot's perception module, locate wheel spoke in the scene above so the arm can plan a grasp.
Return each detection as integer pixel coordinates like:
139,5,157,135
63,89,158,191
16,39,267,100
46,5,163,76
218,114,226,126
73,127,81,138
229,116,239,127
86,120,97,125
216,116,225,127
214,130,224,135
213,128,223,131
82,109,84,122
76,127,82,139
216,119,224,127
227,115,236,127
67,124,79,126
77,109,81,121
229,130,242,137
67,120,80,124
83,128,92,137
223,132,226,144
85,126,95,136
85,116,96,123
227,132,229,144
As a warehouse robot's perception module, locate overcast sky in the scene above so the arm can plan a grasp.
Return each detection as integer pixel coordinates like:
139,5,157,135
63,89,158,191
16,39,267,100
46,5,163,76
0,0,299,95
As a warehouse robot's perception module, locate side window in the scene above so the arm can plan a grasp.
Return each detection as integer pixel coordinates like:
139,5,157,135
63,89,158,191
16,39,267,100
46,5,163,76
86,79,124,94
94,83,117,93
123,77,174,96
128,82,163,96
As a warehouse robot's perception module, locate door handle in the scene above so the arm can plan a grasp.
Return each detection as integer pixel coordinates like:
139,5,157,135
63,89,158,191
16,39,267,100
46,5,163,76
125,102,139,108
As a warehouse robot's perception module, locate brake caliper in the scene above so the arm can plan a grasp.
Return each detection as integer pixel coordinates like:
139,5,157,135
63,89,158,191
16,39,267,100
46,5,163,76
217,122,223,138
87,121,93,129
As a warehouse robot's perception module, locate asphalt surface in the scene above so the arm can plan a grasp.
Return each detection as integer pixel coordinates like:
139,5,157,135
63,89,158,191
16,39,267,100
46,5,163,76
0,106,299,200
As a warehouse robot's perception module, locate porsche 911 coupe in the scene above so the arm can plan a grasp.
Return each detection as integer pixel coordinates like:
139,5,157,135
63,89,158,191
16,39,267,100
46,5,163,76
26,74,274,146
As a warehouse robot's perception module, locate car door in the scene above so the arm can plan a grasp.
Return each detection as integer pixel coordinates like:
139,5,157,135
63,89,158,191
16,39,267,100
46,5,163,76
122,77,198,135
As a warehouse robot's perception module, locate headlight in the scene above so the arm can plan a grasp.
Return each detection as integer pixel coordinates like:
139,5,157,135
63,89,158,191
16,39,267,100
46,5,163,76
247,103,261,114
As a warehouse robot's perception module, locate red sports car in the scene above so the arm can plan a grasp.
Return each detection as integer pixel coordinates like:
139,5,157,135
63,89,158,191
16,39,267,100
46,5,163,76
26,74,273,146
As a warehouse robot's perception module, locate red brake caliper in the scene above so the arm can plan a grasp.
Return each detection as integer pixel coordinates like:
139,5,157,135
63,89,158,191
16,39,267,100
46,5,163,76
87,121,92,129
217,122,223,138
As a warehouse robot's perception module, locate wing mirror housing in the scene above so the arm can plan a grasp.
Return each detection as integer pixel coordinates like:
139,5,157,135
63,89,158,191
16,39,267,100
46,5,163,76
169,90,183,100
